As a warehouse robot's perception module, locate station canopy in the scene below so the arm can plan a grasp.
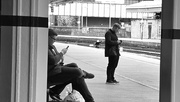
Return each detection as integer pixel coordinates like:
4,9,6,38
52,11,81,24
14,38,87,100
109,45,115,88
49,0,95,4
126,1,161,13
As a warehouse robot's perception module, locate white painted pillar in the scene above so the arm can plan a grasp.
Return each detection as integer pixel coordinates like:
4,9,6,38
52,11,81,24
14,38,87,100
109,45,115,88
160,0,180,102
0,0,48,102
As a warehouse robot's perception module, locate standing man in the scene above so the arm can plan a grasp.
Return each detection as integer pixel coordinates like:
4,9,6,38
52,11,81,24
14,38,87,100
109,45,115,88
105,23,122,84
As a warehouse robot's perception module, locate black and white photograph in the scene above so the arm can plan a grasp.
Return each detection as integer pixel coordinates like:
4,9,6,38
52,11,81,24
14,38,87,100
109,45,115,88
1,0,180,102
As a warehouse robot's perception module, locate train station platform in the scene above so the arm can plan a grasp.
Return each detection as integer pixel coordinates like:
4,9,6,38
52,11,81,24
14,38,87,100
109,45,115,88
58,35,161,43
57,35,161,56
51,42,160,102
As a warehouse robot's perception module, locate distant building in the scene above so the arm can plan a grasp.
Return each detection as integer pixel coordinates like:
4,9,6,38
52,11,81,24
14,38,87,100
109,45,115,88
126,0,162,39
95,0,154,5
124,0,154,5
49,0,162,39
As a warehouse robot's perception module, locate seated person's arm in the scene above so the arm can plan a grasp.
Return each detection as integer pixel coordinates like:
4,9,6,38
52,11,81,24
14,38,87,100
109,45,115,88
52,45,60,54
48,49,64,65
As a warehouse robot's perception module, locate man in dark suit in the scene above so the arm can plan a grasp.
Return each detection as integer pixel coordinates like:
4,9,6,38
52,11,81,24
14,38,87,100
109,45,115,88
105,23,122,84
48,29,95,102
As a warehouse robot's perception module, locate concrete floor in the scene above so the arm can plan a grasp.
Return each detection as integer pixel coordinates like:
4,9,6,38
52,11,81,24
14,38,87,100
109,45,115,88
48,42,160,102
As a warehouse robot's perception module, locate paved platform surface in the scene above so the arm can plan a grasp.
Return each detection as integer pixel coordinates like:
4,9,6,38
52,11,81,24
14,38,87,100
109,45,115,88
52,42,160,102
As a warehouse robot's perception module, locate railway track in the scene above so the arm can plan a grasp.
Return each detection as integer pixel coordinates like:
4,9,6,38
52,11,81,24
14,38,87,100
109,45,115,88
57,36,161,59
122,46,160,57
72,42,161,58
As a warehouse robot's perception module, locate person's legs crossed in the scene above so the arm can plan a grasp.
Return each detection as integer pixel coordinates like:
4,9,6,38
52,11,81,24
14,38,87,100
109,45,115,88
48,66,94,102
48,66,84,94
72,77,95,102
64,63,94,79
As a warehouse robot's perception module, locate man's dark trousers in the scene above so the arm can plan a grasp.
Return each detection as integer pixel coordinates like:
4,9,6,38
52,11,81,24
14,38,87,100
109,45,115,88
107,56,119,81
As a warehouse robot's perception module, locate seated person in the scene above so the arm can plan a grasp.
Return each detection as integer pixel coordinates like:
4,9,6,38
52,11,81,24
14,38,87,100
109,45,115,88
48,29,95,102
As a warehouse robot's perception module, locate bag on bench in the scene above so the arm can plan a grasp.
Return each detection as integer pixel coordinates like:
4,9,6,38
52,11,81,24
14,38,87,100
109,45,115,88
63,90,85,102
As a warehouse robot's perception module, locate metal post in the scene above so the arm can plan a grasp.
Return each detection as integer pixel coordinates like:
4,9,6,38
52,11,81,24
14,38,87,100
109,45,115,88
109,3,111,28
140,19,144,39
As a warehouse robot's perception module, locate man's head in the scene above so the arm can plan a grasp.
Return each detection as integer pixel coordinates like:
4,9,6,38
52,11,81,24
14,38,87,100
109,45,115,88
48,29,57,46
112,23,121,34
49,29,57,37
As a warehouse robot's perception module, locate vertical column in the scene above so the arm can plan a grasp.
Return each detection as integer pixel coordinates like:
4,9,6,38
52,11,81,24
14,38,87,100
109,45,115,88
31,0,49,102
0,0,48,102
160,0,180,102
0,1,19,102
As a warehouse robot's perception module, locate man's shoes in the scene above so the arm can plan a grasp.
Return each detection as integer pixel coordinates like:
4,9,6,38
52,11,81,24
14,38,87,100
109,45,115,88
112,79,119,83
49,89,62,101
83,70,95,79
106,80,116,84
106,80,119,84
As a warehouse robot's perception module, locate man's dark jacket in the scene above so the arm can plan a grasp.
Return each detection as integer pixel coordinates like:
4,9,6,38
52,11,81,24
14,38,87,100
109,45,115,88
48,45,63,76
105,29,120,57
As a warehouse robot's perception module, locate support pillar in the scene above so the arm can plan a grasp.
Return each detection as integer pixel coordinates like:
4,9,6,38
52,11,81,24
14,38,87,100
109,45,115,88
160,0,180,102
0,0,48,102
